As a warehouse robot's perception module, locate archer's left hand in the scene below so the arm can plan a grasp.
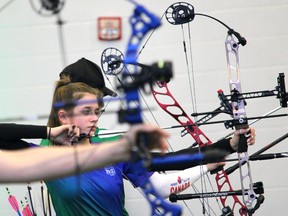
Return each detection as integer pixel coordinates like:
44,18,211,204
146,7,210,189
230,128,256,151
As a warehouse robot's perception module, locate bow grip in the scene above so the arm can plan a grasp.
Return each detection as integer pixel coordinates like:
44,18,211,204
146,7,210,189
237,127,250,153
129,132,153,168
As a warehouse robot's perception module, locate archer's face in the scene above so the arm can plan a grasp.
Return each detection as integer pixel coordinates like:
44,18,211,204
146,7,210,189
67,93,101,137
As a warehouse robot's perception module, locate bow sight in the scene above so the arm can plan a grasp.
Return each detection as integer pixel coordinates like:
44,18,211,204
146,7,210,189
117,61,173,124
118,61,173,92
223,73,287,129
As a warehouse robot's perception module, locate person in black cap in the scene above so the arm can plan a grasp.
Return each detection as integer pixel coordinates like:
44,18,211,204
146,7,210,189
40,57,119,146
59,57,117,97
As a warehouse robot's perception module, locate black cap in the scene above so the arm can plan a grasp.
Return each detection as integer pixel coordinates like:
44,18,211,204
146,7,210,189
60,58,116,97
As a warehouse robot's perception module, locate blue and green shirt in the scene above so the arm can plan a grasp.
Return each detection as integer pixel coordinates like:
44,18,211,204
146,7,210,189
41,128,153,216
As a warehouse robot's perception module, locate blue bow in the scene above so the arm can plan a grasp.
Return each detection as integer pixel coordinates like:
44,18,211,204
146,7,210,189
118,1,182,215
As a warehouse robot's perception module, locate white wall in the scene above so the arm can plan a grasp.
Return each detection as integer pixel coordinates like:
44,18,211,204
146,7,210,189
0,0,287,215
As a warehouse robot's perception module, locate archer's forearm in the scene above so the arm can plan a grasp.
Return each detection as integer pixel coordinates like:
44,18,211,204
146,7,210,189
0,139,130,183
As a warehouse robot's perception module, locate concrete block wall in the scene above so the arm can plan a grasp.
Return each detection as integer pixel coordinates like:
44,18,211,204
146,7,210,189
0,0,287,215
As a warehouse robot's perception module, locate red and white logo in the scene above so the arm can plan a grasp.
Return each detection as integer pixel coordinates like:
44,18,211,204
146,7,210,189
170,176,190,194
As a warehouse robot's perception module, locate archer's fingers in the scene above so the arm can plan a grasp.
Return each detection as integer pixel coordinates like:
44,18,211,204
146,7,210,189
68,125,80,142
133,124,169,152
238,128,256,145
246,128,256,145
146,131,169,153
146,126,169,152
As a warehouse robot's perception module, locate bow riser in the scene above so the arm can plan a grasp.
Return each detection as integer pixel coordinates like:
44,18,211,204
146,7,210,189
225,34,257,213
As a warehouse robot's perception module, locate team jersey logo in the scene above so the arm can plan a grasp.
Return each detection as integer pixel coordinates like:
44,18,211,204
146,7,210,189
170,176,190,194
104,166,116,176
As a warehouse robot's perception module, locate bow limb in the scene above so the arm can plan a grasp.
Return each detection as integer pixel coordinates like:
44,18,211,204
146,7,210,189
152,81,212,146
